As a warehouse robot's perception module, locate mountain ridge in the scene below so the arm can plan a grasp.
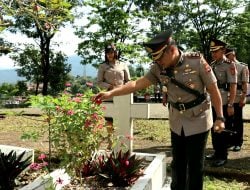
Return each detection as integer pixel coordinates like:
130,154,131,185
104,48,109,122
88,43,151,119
0,56,97,84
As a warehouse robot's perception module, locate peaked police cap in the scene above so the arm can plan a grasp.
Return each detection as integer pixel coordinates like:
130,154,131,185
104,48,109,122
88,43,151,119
210,39,227,52
225,47,235,56
143,29,174,61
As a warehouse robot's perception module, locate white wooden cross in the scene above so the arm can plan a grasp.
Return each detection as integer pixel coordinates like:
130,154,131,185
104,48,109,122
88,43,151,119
102,94,168,152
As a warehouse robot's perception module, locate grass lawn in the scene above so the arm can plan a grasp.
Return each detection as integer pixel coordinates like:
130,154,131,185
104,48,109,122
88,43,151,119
0,108,249,189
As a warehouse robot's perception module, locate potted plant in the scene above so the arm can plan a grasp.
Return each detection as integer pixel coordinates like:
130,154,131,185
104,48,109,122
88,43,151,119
0,150,32,190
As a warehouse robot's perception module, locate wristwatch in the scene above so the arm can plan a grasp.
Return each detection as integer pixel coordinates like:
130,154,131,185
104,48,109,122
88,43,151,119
216,117,226,122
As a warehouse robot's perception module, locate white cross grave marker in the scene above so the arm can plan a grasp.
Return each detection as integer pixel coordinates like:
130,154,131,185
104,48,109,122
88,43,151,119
102,93,168,152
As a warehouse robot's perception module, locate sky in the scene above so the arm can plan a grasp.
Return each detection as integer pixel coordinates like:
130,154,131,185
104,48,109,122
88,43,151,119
0,24,81,70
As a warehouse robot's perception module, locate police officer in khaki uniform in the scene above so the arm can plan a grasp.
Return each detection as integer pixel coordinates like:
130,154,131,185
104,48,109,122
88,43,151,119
97,43,131,149
97,44,131,91
206,39,237,167
225,48,249,151
94,29,225,190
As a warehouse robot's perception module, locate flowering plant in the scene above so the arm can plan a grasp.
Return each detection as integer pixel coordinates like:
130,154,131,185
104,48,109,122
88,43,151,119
28,89,106,176
29,153,70,190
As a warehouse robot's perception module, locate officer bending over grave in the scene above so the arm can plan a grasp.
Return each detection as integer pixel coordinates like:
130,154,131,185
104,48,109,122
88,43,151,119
94,29,224,190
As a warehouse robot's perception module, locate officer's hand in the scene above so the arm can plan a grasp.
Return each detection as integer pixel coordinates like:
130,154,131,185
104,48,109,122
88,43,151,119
93,91,112,102
227,106,234,116
162,94,168,107
213,120,225,133
239,97,246,107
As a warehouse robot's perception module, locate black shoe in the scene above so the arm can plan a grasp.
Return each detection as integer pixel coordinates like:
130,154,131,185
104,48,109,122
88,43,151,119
205,154,217,160
211,159,227,167
233,146,241,152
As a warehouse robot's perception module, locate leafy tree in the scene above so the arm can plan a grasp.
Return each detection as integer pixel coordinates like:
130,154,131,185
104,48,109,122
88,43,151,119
134,0,245,61
181,0,245,61
11,46,71,95
0,0,80,95
76,0,144,69
0,7,12,55
15,81,28,96
48,52,71,95
134,0,187,45
225,2,250,65
0,83,18,97
11,46,42,94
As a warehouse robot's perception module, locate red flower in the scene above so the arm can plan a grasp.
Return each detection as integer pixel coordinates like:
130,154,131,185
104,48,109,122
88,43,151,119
92,96,102,105
72,97,81,103
56,105,61,111
84,120,92,128
97,124,103,129
67,110,74,115
91,113,98,120
38,153,46,160
65,82,71,87
125,134,134,140
76,93,83,97
125,160,129,166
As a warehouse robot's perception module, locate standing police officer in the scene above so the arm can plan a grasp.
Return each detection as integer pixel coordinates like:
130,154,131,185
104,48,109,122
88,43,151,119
95,29,224,190
206,39,237,167
97,43,131,149
225,48,249,151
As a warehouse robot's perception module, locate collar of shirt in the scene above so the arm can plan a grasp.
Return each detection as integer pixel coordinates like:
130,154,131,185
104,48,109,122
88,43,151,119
175,50,184,67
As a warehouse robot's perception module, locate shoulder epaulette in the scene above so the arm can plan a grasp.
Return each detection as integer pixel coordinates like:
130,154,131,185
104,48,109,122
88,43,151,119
240,62,248,66
185,52,202,58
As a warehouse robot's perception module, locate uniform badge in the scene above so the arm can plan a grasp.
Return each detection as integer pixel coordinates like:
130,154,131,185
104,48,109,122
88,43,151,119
210,41,215,46
184,68,192,73
189,83,195,89
230,66,236,75
162,86,168,93
186,82,195,89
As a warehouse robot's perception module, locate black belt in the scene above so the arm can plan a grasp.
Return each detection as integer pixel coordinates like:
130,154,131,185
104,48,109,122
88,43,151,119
169,94,206,111
218,83,242,91
217,83,228,91
237,84,242,90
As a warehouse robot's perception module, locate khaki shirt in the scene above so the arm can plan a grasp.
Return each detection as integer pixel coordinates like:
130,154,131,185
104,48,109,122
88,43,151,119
97,61,131,90
234,61,249,103
145,51,217,136
211,57,237,105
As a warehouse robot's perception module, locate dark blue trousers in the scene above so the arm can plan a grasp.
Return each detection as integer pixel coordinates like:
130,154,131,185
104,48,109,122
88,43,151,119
229,103,244,146
170,130,209,190
211,105,230,159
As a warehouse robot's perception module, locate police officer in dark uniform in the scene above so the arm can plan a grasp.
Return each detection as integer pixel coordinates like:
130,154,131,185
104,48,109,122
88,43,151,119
225,48,249,151
206,39,237,167
95,29,225,190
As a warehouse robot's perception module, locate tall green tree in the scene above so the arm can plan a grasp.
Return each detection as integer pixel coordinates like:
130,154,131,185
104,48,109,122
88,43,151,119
134,0,245,61
0,6,12,55
11,46,71,95
11,46,42,95
225,2,250,65
181,0,244,61
0,0,79,95
76,0,144,69
134,0,187,45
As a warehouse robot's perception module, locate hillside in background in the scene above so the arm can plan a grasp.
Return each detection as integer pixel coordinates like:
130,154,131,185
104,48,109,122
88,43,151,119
0,56,97,84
